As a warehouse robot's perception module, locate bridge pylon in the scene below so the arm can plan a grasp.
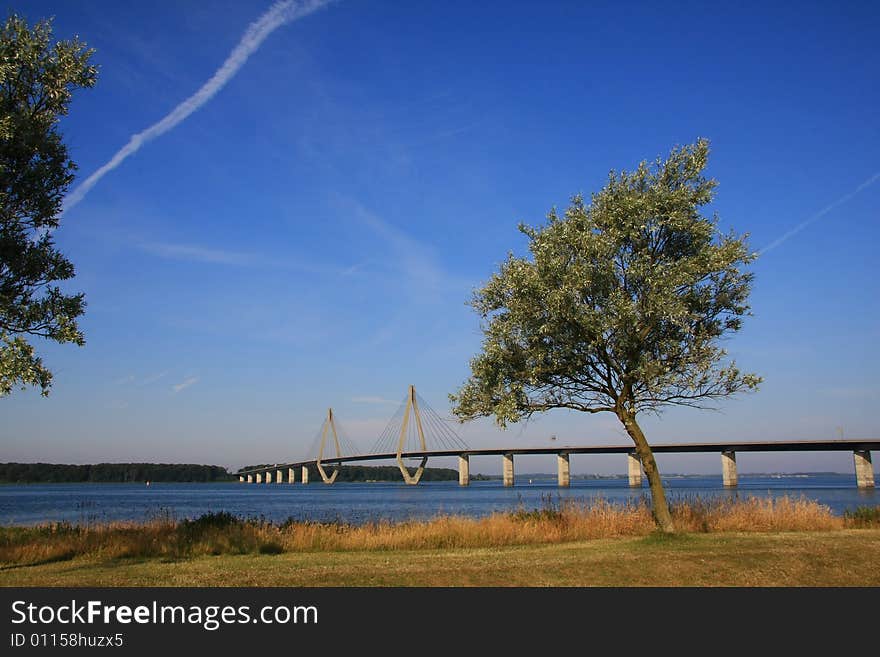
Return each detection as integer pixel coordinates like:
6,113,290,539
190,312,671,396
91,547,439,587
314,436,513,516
316,407,342,484
397,385,428,485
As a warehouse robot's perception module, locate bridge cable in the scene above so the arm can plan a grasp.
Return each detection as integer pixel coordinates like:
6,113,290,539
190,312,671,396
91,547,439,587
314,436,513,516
304,422,327,462
416,393,469,450
332,418,362,458
369,393,409,454
368,390,470,456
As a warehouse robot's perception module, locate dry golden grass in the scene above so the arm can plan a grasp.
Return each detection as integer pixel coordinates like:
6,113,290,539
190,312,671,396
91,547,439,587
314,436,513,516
1,495,870,569
670,496,844,532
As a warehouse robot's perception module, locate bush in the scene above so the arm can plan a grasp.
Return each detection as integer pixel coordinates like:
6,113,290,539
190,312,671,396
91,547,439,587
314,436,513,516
843,506,880,527
180,511,240,531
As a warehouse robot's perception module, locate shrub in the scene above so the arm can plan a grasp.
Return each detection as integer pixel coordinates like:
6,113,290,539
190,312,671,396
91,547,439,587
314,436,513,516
843,506,880,528
258,542,284,555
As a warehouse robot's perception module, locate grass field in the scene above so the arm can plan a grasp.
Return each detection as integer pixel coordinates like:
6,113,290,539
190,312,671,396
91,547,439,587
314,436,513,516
2,530,879,586
2,498,878,586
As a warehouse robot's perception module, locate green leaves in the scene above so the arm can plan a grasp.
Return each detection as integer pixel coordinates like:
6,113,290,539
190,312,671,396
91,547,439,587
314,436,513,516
0,15,97,397
451,139,762,426
0,332,52,396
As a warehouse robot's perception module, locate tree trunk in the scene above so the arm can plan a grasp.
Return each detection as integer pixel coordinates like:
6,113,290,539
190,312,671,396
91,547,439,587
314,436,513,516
616,410,675,533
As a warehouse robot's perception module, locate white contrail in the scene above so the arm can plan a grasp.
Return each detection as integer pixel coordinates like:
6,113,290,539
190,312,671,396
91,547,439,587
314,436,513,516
759,171,880,255
63,0,333,213
172,376,199,394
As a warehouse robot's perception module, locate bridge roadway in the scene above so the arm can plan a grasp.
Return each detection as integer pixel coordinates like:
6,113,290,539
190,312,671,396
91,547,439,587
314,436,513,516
236,439,878,489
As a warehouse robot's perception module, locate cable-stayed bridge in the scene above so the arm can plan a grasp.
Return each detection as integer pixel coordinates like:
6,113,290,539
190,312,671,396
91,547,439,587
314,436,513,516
236,385,878,489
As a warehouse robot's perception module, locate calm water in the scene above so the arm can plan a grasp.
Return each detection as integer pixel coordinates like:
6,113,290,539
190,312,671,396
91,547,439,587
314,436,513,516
0,474,875,526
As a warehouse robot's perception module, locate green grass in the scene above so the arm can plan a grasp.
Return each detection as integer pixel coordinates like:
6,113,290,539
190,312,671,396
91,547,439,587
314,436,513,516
2,530,878,587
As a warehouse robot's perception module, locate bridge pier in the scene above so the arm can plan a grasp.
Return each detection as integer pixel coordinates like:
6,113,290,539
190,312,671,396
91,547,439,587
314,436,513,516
317,461,338,484
301,465,309,484
256,472,262,483
557,453,570,487
316,408,341,484
722,450,738,487
854,450,875,489
247,474,253,483
265,471,272,484
239,475,244,483
288,468,295,484
503,453,515,487
458,455,469,486
627,453,642,487
275,469,283,483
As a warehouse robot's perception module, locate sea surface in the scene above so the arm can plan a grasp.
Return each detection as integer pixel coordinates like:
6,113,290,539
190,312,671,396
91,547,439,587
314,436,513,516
0,474,875,526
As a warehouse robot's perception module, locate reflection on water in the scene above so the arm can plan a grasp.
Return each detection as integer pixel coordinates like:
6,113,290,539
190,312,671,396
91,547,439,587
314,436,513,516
0,474,875,526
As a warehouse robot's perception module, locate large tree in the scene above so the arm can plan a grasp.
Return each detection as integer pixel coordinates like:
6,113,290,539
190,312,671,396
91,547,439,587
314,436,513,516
451,139,761,532
0,14,97,397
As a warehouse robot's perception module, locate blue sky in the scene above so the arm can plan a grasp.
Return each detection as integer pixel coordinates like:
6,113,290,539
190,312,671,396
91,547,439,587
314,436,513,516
3,0,878,475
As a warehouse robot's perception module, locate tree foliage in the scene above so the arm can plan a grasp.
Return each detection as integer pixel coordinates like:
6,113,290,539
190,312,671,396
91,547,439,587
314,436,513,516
451,139,760,531
0,14,97,397
0,462,232,483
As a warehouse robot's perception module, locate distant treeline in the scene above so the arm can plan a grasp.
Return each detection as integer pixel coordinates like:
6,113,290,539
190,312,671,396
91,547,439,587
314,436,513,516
241,464,468,482
0,463,481,484
0,463,233,483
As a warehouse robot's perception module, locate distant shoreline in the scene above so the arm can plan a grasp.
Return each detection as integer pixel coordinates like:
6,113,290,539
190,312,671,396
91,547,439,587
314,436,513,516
0,462,232,484
0,471,855,485
0,462,489,484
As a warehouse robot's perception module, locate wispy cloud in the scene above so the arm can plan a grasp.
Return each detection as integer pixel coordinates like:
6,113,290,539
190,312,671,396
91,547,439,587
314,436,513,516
759,171,880,255
329,198,477,346
342,199,472,294
141,371,169,385
137,242,358,276
351,396,399,404
172,376,200,393
139,240,354,275
116,371,170,386
63,0,334,213
341,261,372,276
140,242,260,266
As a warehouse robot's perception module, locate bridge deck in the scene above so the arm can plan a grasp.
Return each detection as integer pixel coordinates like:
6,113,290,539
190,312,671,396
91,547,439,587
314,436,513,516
236,439,880,475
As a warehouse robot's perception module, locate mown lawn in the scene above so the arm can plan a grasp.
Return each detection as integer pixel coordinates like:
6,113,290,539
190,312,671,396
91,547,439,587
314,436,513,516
2,530,878,587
